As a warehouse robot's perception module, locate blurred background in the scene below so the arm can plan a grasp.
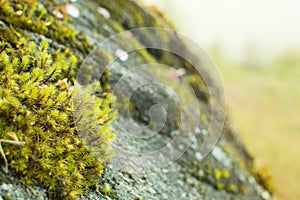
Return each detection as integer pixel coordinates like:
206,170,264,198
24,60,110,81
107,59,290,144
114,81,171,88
143,0,300,199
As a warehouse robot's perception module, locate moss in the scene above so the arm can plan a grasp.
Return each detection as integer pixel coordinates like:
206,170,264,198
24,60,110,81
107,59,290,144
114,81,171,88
226,183,238,193
135,195,143,200
211,168,236,192
0,1,117,199
97,183,118,199
221,169,230,179
254,167,274,194
0,32,114,200
213,168,222,180
104,184,111,194
0,133,25,173
0,0,93,54
238,184,248,194
220,143,231,155
2,195,10,200
215,182,224,190
184,158,242,195
96,0,153,29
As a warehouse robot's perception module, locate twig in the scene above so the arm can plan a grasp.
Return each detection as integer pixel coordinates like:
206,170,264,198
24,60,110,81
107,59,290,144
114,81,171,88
0,142,8,173
0,139,25,173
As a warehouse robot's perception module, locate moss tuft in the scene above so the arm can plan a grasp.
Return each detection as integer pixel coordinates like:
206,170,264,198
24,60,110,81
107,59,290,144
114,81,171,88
2,194,10,200
226,183,238,193
0,0,93,53
0,36,114,199
254,167,274,194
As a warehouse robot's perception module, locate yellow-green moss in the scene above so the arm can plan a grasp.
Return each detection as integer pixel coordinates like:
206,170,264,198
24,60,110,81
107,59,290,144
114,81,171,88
0,0,92,53
226,183,238,193
0,33,114,200
254,167,274,194
135,195,143,200
210,168,237,192
2,194,10,200
213,168,222,180
215,182,224,190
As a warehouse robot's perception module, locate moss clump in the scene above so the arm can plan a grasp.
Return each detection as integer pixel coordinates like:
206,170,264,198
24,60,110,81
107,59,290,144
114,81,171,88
226,183,238,193
0,35,114,199
2,194,10,200
135,195,143,200
210,168,237,192
254,167,274,194
0,0,92,53
215,182,224,190
213,168,223,180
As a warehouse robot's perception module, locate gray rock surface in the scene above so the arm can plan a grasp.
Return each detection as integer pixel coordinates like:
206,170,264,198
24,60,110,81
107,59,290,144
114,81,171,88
0,0,274,199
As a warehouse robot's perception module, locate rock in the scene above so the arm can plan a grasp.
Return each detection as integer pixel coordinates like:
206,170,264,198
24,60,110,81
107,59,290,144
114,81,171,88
0,0,274,200
0,172,47,200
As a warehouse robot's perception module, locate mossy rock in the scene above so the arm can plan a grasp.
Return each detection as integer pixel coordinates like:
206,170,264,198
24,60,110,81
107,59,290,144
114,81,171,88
0,0,274,200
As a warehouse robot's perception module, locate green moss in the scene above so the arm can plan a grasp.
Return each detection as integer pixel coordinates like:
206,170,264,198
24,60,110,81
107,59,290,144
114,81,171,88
102,183,111,195
97,182,118,199
135,195,143,200
215,182,224,190
254,167,274,194
226,183,238,193
186,160,241,194
0,1,117,199
2,194,10,200
238,184,248,194
0,0,92,53
0,34,114,200
213,169,222,180
221,169,230,179
212,168,235,192
96,0,150,29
